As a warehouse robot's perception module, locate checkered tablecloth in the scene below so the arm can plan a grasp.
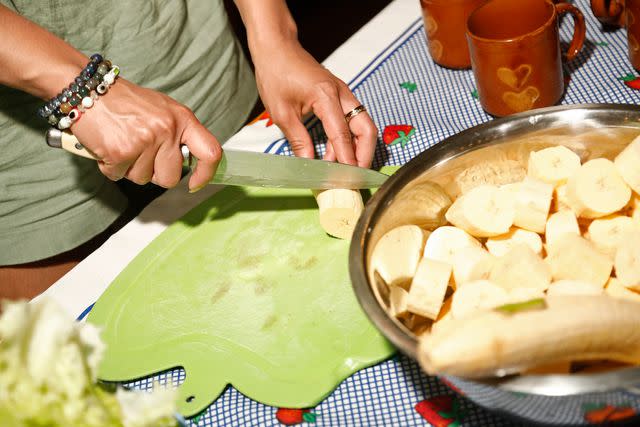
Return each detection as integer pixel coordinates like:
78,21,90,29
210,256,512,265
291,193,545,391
110,1,640,426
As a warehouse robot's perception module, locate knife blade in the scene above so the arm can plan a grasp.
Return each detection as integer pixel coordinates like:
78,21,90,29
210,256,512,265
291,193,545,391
46,128,389,189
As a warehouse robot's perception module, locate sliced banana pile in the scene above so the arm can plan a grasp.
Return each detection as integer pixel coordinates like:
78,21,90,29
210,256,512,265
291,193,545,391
370,138,640,378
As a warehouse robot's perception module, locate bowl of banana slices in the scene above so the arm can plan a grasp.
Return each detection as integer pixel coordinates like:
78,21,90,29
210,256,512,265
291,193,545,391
349,104,640,425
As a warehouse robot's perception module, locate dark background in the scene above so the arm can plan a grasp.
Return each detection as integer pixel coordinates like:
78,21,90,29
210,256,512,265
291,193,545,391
224,0,395,64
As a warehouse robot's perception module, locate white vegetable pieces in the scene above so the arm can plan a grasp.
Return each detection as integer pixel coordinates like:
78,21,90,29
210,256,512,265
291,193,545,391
528,145,581,187
370,225,428,288
408,259,452,320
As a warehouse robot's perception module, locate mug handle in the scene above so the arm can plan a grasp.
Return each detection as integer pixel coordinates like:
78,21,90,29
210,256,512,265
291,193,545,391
556,2,587,61
589,0,625,26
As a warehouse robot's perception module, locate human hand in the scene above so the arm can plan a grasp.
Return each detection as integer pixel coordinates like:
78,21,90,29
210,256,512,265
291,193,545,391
252,39,378,168
72,79,221,192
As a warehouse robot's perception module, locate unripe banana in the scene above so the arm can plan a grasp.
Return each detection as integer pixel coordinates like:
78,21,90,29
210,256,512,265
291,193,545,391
452,246,495,287
586,215,640,259
614,231,640,290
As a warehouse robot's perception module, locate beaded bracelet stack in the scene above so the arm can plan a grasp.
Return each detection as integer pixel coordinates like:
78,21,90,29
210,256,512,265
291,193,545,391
37,54,120,130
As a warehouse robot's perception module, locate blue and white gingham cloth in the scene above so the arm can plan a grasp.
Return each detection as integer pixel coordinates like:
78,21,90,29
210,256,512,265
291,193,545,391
124,1,640,425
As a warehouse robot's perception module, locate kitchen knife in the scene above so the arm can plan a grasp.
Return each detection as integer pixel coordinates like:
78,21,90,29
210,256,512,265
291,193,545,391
45,129,389,189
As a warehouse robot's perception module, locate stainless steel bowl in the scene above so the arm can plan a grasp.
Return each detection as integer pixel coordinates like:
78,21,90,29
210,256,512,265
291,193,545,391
349,104,640,425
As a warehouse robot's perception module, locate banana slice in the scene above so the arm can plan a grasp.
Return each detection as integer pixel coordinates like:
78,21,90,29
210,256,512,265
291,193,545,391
586,215,640,259
508,287,546,303
486,227,543,257
407,258,452,320
388,286,410,318
528,145,582,187
445,160,526,199
313,189,364,239
500,182,521,200
445,185,515,237
452,246,495,287
552,184,575,213
422,226,482,265
370,225,428,288
566,158,631,219
489,244,551,292
450,280,509,319
418,295,640,378
606,277,640,303
385,180,452,231
614,231,640,290
546,280,603,296
513,177,553,233
545,234,613,287
614,134,640,194
545,210,580,251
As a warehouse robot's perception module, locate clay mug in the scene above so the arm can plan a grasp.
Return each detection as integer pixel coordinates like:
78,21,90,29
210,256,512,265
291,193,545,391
466,0,586,117
420,0,487,69
590,0,626,27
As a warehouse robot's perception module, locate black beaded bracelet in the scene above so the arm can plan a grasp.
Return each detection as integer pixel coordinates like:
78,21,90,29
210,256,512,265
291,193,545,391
37,54,106,123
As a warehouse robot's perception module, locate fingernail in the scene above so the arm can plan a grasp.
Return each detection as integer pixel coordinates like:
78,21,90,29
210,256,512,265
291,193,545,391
189,184,206,193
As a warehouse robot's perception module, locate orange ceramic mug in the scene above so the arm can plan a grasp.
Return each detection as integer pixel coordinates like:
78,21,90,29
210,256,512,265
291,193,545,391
590,0,640,71
590,0,626,27
420,0,487,69
466,0,586,117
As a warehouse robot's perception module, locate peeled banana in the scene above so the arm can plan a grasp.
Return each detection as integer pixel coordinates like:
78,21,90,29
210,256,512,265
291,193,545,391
313,189,364,239
445,185,515,237
418,295,640,378
370,225,428,288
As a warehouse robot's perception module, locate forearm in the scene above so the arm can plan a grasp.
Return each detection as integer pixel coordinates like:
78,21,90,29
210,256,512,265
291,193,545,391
0,5,87,100
233,0,298,53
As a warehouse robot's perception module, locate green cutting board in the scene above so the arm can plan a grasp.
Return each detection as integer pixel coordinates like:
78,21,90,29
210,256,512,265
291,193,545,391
87,186,394,417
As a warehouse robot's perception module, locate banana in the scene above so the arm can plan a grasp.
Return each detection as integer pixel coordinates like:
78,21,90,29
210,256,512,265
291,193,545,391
407,258,452,320
445,185,515,237
566,158,631,219
508,287,546,303
384,180,452,231
418,295,640,378
312,189,364,240
370,225,428,288
445,159,526,199
452,246,495,287
513,177,553,233
486,227,543,257
606,277,640,303
614,134,640,194
422,225,482,265
388,285,410,318
450,280,509,319
546,280,603,296
545,210,580,251
545,234,613,287
528,145,582,187
489,244,551,292
500,182,521,200
614,231,640,290
552,184,575,213
586,215,640,259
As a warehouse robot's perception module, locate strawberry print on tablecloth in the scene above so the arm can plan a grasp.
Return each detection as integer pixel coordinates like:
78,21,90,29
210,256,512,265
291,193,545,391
415,395,466,427
382,124,415,147
276,408,318,425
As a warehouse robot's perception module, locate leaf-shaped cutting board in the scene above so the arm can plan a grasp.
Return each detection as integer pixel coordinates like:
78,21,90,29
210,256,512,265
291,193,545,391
87,186,394,417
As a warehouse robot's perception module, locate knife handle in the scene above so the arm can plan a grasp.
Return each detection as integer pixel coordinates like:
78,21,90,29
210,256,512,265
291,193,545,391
45,128,192,163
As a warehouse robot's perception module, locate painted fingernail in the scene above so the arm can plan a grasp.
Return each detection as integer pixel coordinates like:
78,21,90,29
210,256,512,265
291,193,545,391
189,184,206,193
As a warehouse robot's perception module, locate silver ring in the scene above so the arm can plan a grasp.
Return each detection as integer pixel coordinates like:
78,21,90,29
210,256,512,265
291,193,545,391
344,105,367,123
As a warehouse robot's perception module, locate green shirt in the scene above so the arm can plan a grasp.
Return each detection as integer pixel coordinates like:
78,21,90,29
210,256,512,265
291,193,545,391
0,0,258,265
